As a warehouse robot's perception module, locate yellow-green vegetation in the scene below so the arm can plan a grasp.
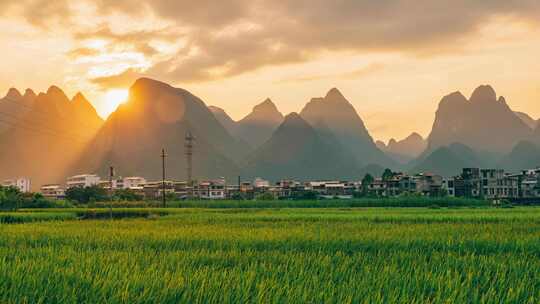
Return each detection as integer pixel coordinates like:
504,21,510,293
0,207,539,303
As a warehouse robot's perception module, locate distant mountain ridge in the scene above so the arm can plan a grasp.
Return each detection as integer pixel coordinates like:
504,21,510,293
2,80,540,187
300,88,394,168
377,132,427,163
515,111,537,129
242,113,364,180
0,86,103,188
0,88,37,132
427,85,533,155
76,78,247,181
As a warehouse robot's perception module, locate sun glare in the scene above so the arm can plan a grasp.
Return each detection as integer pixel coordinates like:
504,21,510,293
104,89,129,115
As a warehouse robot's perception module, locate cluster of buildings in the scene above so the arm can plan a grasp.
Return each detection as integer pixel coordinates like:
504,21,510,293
443,168,540,202
3,167,540,202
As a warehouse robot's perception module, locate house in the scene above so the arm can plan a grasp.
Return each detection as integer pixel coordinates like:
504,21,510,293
66,174,101,189
40,184,65,200
479,169,519,199
253,178,270,189
453,168,482,198
123,177,147,189
195,179,226,200
2,177,31,193
305,181,355,198
142,181,175,200
413,173,443,196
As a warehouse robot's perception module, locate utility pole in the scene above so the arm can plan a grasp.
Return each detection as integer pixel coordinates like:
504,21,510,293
238,175,241,197
161,148,167,208
109,166,114,220
185,131,195,187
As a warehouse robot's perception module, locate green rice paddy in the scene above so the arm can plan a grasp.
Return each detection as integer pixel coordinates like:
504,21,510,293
0,207,539,303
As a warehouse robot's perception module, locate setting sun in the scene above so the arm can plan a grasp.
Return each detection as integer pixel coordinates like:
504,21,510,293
103,89,129,116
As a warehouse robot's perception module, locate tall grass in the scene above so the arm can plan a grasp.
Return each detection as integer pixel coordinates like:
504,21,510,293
0,208,538,303
163,196,489,209
0,212,76,223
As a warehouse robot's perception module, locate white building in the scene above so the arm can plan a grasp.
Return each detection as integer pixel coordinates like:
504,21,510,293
2,178,31,193
40,184,65,199
123,177,147,189
196,179,226,199
253,177,270,188
66,174,101,188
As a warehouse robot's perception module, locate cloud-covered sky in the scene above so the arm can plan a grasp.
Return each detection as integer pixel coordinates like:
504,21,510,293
1,0,540,141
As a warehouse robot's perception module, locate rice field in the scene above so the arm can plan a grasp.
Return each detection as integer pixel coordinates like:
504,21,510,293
0,207,539,303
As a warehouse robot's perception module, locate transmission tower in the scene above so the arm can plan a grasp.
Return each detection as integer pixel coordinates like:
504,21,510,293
185,131,195,186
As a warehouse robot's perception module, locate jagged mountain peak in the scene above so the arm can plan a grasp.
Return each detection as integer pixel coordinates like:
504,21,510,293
5,88,22,100
282,112,306,125
438,91,468,109
408,132,423,140
470,84,497,103
72,92,88,103
325,87,347,103
23,89,36,100
252,98,281,115
71,92,101,120
46,85,70,103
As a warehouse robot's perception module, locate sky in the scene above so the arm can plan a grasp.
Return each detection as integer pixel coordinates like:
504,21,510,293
1,0,540,142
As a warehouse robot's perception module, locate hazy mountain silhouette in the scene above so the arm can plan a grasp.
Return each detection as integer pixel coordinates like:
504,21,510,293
242,113,362,180
300,88,394,168
0,88,36,132
498,141,540,172
208,105,237,136
76,78,246,181
427,85,533,155
235,98,284,149
378,132,427,163
0,86,103,188
515,111,537,129
411,143,484,177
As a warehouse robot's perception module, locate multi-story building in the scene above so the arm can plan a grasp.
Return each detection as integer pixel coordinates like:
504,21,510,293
442,178,455,196
66,174,101,189
253,178,271,189
195,179,226,199
40,184,65,199
2,177,31,193
453,168,481,198
123,177,147,189
479,169,519,199
305,181,355,198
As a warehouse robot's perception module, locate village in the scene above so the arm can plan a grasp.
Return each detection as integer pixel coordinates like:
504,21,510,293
3,167,540,202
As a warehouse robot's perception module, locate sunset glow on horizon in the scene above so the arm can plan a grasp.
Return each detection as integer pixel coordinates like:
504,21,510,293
102,89,129,117
1,1,540,142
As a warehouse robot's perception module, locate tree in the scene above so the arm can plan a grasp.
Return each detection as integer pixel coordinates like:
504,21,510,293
361,173,375,195
255,192,275,201
114,189,143,201
292,190,318,200
65,186,107,204
0,186,22,211
382,168,394,181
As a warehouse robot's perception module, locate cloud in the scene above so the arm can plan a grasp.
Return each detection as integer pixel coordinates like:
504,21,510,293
7,0,540,86
279,63,386,83
90,68,143,89
67,47,101,59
